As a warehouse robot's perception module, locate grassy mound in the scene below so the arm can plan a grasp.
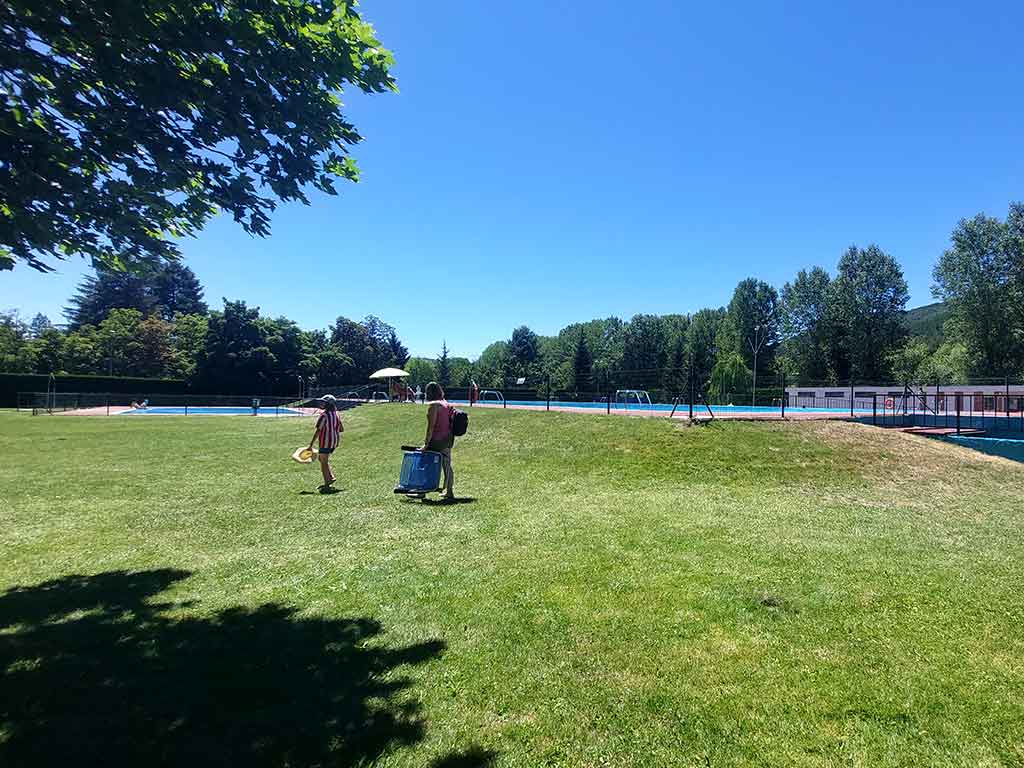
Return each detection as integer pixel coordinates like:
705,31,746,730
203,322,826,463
1,407,1022,766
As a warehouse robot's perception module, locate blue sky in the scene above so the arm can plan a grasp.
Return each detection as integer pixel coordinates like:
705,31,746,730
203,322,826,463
5,0,1023,358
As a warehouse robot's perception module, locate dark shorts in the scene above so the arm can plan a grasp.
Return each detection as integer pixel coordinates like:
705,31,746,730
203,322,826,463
426,437,452,455
317,447,335,455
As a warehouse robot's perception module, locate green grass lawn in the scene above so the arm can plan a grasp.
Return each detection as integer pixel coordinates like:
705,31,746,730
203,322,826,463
2,406,1023,767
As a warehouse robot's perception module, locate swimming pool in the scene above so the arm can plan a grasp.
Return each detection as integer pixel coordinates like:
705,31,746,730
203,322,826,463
450,399,872,415
945,435,1024,463
122,406,302,416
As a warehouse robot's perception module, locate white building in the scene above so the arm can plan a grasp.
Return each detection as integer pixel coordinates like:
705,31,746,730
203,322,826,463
784,384,1023,413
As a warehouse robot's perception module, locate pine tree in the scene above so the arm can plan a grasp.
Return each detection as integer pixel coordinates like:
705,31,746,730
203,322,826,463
152,262,207,319
572,329,592,397
387,329,409,368
437,341,451,387
28,313,53,338
65,269,154,327
664,333,687,396
64,262,207,327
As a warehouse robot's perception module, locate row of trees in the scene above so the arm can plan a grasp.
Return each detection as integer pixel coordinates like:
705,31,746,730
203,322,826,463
0,265,410,395
435,202,1023,395
435,243,912,397
4,202,1022,395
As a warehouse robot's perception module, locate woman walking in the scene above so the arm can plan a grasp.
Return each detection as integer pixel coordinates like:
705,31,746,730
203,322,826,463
422,381,455,502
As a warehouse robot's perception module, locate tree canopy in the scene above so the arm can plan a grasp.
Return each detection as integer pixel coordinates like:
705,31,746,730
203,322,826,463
932,204,1024,376
725,278,779,373
827,245,909,381
572,330,592,394
779,267,832,381
0,0,395,273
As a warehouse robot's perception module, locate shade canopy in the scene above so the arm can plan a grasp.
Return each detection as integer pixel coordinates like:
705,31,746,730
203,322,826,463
369,367,410,379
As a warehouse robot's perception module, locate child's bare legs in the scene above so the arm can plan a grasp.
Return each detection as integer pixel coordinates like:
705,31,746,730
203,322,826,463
318,453,335,486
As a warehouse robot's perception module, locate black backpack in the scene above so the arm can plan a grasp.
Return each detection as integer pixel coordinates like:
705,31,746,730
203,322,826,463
450,408,469,437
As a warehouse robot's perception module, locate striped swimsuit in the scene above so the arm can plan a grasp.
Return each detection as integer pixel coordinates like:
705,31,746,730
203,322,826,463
316,410,341,451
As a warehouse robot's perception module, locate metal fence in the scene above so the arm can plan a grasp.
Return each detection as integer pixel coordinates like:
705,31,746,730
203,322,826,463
223,370,1024,436
18,391,310,417
441,369,791,414
307,383,391,402
445,373,1024,431
870,390,1024,435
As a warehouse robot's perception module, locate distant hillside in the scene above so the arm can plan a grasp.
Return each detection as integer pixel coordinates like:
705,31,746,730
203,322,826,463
904,302,950,346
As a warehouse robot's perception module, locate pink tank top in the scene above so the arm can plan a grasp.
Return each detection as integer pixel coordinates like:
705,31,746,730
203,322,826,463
431,401,452,440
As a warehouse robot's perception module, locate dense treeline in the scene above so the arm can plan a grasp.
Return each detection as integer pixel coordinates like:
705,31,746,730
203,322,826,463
419,241,913,396
409,202,1023,393
2,202,1022,394
0,264,410,395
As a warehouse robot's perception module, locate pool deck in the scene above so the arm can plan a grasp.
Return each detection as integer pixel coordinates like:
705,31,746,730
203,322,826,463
55,406,319,417
455,402,851,420
52,401,848,420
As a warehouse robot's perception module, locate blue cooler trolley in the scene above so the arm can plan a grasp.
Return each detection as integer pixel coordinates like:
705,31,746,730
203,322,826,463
394,446,444,498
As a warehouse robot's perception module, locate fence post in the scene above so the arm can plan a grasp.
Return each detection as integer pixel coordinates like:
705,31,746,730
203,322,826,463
849,379,854,418
606,374,611,415
781,372,786,419
106,396,109,417
956,394,961,435
546,375,551,412
1006,377,1011,419
688,365,694,420
872,393,877,426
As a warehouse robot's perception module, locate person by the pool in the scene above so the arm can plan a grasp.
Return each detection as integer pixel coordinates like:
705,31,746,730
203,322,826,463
422,381,455,502
469,379,479,407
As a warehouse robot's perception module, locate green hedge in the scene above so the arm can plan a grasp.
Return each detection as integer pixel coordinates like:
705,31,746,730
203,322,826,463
1,373,188,408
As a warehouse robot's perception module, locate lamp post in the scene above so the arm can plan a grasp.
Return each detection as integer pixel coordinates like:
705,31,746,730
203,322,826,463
748,323,769,408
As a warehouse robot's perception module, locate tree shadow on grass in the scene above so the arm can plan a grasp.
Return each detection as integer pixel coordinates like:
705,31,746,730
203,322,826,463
0,569,446,767
428,745,498,767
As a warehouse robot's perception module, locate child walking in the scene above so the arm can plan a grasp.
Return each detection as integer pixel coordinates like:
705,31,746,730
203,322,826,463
308,394,343,492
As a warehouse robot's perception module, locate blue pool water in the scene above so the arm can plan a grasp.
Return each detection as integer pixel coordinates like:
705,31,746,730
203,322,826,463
450,399,871,415
945,435,1024,463
123,406,300,416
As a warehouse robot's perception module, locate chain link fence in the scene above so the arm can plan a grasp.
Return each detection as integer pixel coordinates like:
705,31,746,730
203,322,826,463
33,370,1015,434
18,391,310,416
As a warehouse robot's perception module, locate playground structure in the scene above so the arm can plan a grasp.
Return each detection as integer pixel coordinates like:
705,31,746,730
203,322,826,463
478,389,504,403
615,389,652,407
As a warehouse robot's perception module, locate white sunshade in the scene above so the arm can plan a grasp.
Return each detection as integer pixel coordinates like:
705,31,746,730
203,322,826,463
369,367,410,379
